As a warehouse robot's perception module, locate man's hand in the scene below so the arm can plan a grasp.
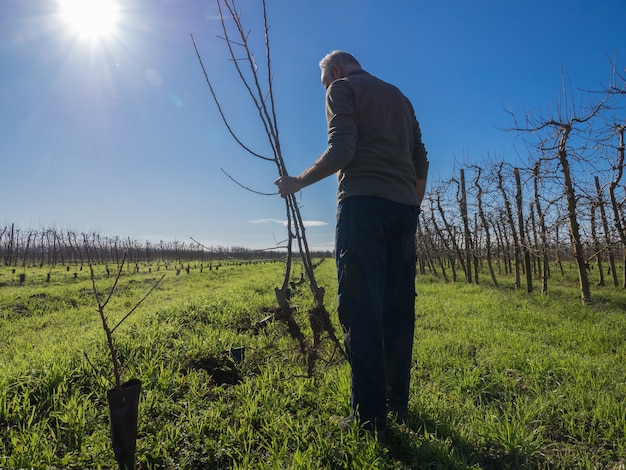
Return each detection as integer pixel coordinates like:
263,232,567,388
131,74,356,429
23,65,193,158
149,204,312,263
274,175,303,197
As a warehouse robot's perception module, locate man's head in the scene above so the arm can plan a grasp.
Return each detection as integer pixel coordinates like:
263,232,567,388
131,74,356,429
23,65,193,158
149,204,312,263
319,50,362,89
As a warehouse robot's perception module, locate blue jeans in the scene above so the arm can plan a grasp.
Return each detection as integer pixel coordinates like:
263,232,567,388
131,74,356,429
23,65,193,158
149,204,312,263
335,196,419,433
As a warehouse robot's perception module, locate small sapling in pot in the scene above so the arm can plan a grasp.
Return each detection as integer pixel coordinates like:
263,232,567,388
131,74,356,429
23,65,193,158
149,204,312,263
85,250,164,470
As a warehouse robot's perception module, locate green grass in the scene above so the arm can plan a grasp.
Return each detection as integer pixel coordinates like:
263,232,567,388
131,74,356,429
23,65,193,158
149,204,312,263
1,261,625,468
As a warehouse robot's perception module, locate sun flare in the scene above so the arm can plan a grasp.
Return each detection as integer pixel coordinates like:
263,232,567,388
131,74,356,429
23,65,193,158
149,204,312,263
58,0,120,42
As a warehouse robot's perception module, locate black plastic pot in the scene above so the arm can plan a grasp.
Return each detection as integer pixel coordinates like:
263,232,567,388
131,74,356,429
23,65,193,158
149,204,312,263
107,379,141,470
229,346,245,364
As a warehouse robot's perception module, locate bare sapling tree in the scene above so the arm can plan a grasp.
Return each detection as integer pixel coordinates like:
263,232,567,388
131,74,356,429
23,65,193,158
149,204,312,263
84,248,165,389
191,0,344,374
472,166,499,287
83,245,164,470
434,185,466,281
420,214,448,281
494,213,512,276
426,192,456,282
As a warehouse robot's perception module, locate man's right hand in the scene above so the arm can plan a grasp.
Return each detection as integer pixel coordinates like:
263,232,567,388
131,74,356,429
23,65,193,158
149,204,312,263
274,175,303,197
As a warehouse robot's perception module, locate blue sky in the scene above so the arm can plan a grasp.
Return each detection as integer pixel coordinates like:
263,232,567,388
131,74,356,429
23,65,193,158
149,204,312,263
1,0,624,251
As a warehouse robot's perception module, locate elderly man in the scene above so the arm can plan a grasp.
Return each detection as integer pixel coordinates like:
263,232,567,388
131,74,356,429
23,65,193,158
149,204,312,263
275,50,428,440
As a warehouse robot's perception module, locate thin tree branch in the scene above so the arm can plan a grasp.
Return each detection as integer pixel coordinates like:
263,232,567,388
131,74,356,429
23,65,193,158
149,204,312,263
190,33,273,162
220,168,278,195
110,273,166,334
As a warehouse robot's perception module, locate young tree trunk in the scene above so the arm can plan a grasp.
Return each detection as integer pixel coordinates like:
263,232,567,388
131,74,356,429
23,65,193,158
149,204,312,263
436,192,465,282
22,232,32,269
458,169,473,283
416,218,428,276
590,203,605,286
533,162,550,294
528,203,539,278
430,207,454,282
608,126,626,289
556,125,591,303
6,223,15,266
491,215,504,275
430,225,448,281
473,168,498,287
555,224,565,277
515,168,533,293
418,220,441,279
498,164,521,288
495,217,510,276
472,213,480,284
595,176,618,287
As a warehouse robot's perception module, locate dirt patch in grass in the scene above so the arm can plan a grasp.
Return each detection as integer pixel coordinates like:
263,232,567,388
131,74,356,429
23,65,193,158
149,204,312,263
181,354,242,386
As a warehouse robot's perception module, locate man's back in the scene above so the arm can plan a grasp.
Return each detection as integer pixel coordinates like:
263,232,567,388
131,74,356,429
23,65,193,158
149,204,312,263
325,70,427,206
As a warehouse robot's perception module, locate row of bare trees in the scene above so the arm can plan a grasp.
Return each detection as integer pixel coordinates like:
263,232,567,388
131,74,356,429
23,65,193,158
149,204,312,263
0,224,287,268
418,64,626,304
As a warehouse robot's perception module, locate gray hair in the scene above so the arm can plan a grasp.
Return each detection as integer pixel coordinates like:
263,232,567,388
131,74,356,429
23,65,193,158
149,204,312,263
319,50,361,71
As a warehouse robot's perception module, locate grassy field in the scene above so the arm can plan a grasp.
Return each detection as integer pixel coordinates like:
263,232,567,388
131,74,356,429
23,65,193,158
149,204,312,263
1,260,625,469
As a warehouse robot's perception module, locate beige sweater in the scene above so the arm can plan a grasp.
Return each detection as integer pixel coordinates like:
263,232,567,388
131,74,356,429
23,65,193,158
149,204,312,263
321,69,428,206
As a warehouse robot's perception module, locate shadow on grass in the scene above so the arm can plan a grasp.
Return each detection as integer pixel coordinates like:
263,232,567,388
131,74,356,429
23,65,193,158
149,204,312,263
385,411,547,470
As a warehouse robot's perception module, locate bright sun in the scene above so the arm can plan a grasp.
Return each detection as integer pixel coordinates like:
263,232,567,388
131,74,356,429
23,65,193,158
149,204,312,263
58,0,120,42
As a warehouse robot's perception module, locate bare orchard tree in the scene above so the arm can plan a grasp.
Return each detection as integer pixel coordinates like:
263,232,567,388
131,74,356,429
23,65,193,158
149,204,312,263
191,0,344,373
457,169,475,284
472,165,499,287
505,73,610,304
606,125,626,288
497,162,522,289
425,189,458,282
593,175,617,286
433,180,467,281
514,167,533,293
533,161,551,293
